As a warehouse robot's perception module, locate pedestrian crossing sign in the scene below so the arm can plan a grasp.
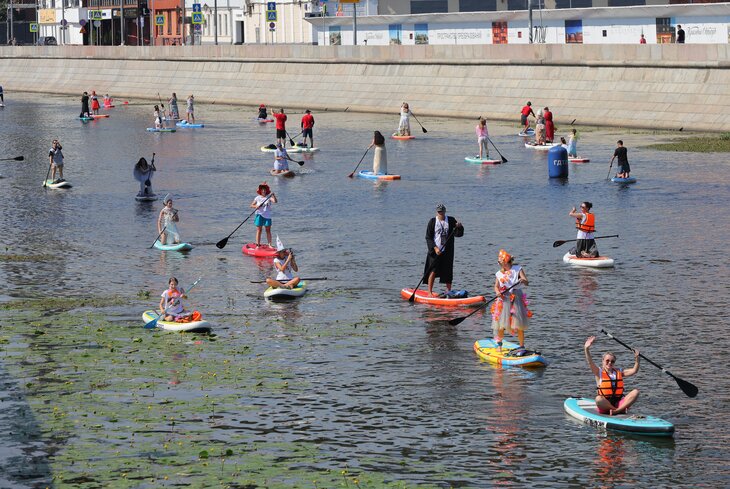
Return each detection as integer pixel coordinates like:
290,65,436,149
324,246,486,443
155,14,164,25
192,12,203,24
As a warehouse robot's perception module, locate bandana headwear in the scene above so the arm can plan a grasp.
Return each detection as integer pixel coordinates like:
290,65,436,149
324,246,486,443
498,249,512,263
276,235,285,252
163,193,172,204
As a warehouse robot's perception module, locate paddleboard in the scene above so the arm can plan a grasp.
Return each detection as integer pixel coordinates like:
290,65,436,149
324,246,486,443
147,128,176,133
400,288,485,307
103,105,115,109
562,252,615,268
261,145,277,153
264,281,308,301
518,130,535,136
153,240,193,252
91,114,109,118
79,116,94,121
391,134,416,140
176,121,205,128
142,310,211,333
473,338,548,368
564,398,674,437
270,169,295,178
525,142,560,150
135,193,158,202
570,157,590,163
465,156,502,165
290,144,319,153
255,118,274,123
242,243,278,257
357,170,401,180
611,176,637,184
42,179,72,189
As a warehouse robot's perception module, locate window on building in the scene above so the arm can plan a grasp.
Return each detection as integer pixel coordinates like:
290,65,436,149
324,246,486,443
167,12,172,35
459,0,497,11
565,20,583,43
329,26,341,45
410,0,448,14
608,0,645,5
507,0,543,10
656,17,673,43
389,23,402,44
414,23,429,44
492,21,507,44
554,0,592,8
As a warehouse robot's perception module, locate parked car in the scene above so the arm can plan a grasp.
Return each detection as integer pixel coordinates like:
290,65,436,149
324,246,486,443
37,36,58,46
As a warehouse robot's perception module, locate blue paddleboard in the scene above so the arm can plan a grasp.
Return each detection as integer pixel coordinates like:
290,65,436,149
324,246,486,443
563,397,674,437
611,176,637,184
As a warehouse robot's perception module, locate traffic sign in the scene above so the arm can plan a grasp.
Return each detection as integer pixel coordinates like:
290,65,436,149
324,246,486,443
29,22,38,32
60,19,67,26
194,24,201,31
266,10,277,21
192,3,201,12
93,20,101,27
79,18,87,26
89,10,103,20
267,2,276,10
192,12,203,24
155,14,164,25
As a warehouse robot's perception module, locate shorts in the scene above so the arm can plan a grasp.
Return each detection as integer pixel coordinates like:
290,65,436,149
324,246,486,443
597,396,626,414
276,129,286,139
618,162,631,174
52,160,63,168
521,114,528,125
302,128,313,138
254,214,272,227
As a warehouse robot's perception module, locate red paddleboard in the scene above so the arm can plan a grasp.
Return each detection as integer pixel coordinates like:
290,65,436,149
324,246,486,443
92,114,110,118
400,288,485,307
242,243,278,257
570,157,590,163
391,134,415,140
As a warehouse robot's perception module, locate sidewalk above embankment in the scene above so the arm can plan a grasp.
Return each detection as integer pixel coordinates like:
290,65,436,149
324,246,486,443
2,44,728,131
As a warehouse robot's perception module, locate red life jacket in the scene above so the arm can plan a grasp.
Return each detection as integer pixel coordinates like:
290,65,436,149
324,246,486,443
597,369,624,399
576,212,595,233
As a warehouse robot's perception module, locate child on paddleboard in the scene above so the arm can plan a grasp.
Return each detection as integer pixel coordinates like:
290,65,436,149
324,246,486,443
153,105,162,129
49,139,65,183
157,194,180,245
250,183,277,247
159,277,192,321
90,90,100,115
584,336,640,415
476,117,490,160
491,249,532,352
266,237,300,290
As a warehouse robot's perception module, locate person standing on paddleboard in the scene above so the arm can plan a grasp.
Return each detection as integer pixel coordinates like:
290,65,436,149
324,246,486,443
90,90,100,115
159,277,192,321
158,194,181,245
134,157,156,197
169,93,179,120
424,203,464,297
543,107,555,143
153,105,162,129
251,183,277,248
568,202,599,258
397,102,412,137
534,109,546,145
186,95,195,124
584,336,640,415
610,140,631,178
476,117,490,160
272,143,291,175
567,129,578,157
368,131,387,175
0,84,5,105
266,237,300,290
300,109,315,148
273,108,288,147
491,249,531,352
49,139,65,183
520,101,535,134
80,91,90,117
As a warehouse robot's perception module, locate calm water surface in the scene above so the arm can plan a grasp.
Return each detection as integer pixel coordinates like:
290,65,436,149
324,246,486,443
0,93,728,487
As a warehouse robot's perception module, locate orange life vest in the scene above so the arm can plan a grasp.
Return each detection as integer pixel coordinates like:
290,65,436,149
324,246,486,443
576,212,595,233
597,369,624,399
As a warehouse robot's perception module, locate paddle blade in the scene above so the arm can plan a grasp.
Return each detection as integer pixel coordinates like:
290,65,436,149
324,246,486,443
215,237,229,249
448,316,466,326
553,240,565,248
143,316,160,329
408,291,417,302
674,375,698,398
297,160,304,166
421,127,428,134
348,173,355,178
15,156,24,161
500,155,508,163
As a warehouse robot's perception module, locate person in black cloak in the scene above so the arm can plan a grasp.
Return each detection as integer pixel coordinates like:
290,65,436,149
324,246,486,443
133,156,156,198
423,202,464,297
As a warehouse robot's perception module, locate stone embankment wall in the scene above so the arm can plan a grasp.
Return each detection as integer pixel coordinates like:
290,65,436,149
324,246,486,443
1,44,729,131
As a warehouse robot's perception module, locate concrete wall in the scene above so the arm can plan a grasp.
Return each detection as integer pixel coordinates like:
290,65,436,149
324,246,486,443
1,44,729,131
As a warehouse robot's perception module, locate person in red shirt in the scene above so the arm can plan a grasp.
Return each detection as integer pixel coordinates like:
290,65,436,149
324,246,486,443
273,108,288,147
300,109,315,148
520,102,535,135
639,34,647,44
543,107,554,143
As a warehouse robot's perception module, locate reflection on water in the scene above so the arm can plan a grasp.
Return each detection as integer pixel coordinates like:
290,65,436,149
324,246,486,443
0,93,728,487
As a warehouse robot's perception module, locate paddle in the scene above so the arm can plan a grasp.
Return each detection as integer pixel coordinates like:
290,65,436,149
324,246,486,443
448,283,519,326
600,329,698,398
42,161,52,188
250,277,327,283
144,277,203,329
144,152,156,187
408,226,460,302
487,137,508,163
285,130,296,147
411,113,428,134
606,159,614,181
0,156,24,161
285,153,305,167
348,147,371,178
149,210,177,249
553,234,619,248
216,193,273,249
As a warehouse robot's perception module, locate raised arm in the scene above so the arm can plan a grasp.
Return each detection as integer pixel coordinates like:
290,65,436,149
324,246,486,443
584,336,600,377
623,349,640,377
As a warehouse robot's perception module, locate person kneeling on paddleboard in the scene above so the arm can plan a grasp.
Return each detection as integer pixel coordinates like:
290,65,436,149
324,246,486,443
158,194,181,245
160,277,195,322
491,249,532,352
266,237,300,290
258,104,268,120
568,202,599,258
584,336,640,415
272,143,291,174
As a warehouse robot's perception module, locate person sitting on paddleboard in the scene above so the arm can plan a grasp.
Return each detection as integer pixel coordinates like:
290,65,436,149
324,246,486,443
491,249,531,353
300,109,315,148
153,105,162,129
266,237,300,290
103,94,112,107
424,203,464,297
568,202,599,258
49,139,65,183
258,104,268,120
520,101,535,134
251,183,277,248
368,131,387,175
476,117,490,160
159,277,192,322
584,336,640,416
272,143,291,175
158,194,180,245
534,110,546,145
134,156,156,197
610,140,631,178
397,102,411,137
90,90,100,115
273,108,288,147
169,93,179,120
567,129,578,157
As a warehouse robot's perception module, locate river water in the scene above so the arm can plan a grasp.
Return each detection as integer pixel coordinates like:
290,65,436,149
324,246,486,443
0,92,728,488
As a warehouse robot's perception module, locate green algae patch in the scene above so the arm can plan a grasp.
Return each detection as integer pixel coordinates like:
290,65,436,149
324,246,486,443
0,305,451,488
0,295,128,312
645,133,730,152
0,253,56,262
